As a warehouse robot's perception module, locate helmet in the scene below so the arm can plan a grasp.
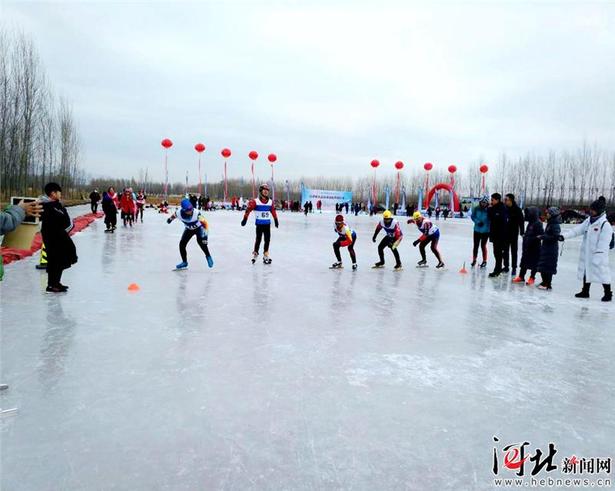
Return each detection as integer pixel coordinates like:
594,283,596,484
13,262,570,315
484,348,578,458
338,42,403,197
335,214,344,223
412,211,423,221
259,183,270,193
180,198,193,212
383,210,393,219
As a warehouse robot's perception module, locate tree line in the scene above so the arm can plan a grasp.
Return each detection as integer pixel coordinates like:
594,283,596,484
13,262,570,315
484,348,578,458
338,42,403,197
0,28,83,202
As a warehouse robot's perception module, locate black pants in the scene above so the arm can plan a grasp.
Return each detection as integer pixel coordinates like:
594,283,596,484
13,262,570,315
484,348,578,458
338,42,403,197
254,224,271,254
472,232,489,261
378,236,401,266
419,235,442,262
492,239,507,272
334,235,357,263
91,202,98,213
104,211,117,228
540,272,553,287
136,205,144,221
504,236,519,269
47,262,64,287
179,227,210,262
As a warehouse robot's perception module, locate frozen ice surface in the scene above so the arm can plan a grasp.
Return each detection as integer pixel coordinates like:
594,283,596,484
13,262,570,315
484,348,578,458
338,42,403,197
1,207,614,490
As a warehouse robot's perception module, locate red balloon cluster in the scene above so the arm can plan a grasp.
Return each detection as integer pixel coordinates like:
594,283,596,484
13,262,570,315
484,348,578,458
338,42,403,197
424,162,433,171
194,143,205,153
480,164,489,173
268,153,277,163
448,165,457,174
221,148,232,158
161,138,173,149
249,151,258,160
395,161,404,170
371,159,380,168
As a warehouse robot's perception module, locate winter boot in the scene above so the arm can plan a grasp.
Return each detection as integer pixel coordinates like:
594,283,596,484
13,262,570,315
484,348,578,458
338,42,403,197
602,285,612,302
575,283,591,299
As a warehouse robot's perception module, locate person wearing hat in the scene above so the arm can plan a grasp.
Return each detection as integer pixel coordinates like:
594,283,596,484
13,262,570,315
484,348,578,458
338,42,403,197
487,193,509,277
241,183,279,264
330,214,357,270
561,196,612,302
408,210,445,268
536,207,563,290
470,195,491,268
40,182,78,293
167,198,214,270
372,210,403,270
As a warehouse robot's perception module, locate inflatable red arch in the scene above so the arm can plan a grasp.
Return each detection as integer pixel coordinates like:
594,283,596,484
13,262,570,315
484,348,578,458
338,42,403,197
424,183,460,212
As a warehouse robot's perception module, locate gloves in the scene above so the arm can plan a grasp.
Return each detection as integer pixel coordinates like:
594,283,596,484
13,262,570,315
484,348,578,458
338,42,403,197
241,218,247,226
372,236,377,243
407,219,412,224
274,219,279,228
166,217,172,224
412,239,420,247
558,235,564,242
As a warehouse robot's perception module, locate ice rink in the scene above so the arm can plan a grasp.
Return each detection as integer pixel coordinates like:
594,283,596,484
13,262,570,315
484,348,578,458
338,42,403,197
2,206,614,490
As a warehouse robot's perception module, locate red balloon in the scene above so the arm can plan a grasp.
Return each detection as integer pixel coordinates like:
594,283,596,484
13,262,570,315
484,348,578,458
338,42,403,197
424,162,433,171
161,138,173,149
371,159,380,168
395,161,404,170
268,153,277,163
480,164,489,173
448,165,457,174
194,143,205,153
221,148,231,158
249,151,258,160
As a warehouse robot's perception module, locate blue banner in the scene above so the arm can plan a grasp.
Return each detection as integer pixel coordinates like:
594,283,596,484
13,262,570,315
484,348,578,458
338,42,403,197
300,187,353,209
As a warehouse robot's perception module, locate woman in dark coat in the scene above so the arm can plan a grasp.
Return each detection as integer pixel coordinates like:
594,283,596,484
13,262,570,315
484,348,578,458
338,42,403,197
40,183,78,292
536,207,562,290
513,207,544,285
102,190,118,232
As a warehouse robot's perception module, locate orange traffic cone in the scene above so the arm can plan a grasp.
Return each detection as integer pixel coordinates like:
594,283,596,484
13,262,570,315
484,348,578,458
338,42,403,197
459,262,468,274
127,283,140,292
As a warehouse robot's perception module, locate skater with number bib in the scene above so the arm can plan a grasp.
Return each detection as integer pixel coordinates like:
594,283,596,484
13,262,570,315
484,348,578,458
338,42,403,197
241,183,279,264
330,214,357,270
372,210,403,270
167,198,214,270
408,211,444,268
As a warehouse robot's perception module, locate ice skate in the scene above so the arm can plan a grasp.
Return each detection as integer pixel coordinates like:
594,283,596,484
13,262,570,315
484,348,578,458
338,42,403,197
263,253,272,265
372,262,385,269
251,252,259,264
394,264,403,271
329,262,343,269
352,263,358,271
416,259,428,268
470,259,477,267
436,261,445,269
174,261,188,271
479,261,487,268
207,256,214,268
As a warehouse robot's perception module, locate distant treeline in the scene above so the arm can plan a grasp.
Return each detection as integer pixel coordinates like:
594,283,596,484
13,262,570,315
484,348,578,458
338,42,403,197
88,144,615,209
0,28,84,201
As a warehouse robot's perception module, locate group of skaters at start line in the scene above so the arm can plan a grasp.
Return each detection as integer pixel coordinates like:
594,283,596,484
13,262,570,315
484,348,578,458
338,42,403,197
18,182,614,302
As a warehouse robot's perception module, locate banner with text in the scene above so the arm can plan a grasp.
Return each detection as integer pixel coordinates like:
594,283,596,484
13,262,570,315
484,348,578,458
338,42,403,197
300,186,353,209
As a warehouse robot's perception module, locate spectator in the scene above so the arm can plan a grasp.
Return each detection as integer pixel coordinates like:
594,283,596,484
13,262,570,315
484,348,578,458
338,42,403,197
504,193,525,276
40,183,78,293
89,189,101,213
487,193,508,277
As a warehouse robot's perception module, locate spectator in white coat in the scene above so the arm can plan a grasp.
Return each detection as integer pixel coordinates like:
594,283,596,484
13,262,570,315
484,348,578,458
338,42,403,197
562,197,612,302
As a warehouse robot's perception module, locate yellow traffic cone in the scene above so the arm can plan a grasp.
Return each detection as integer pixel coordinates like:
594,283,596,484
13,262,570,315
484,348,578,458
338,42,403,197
36,243,48,270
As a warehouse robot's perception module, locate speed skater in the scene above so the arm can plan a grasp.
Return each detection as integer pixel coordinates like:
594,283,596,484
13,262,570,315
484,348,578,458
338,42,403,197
167,198,214,270
372,210,403,270
331,214,357,270
241,183,279,264
408,211,444,268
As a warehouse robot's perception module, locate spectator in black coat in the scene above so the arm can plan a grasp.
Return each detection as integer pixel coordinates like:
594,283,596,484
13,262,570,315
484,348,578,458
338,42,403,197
537,207,563,290
488,193,508,277
40,183,78,293
504,193,525,275
512,207,543,285
89,189,101,213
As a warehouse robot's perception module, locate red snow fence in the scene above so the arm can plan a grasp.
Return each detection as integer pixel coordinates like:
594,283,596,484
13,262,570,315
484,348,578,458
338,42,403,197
1,212,103,266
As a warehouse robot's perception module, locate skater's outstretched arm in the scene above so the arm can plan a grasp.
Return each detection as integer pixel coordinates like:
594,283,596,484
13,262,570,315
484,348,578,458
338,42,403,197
166,212,177,224
241,200,256,226
372,223,382,242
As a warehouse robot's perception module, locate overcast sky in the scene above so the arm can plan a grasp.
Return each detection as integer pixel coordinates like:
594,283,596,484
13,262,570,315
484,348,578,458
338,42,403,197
2,1,614,184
